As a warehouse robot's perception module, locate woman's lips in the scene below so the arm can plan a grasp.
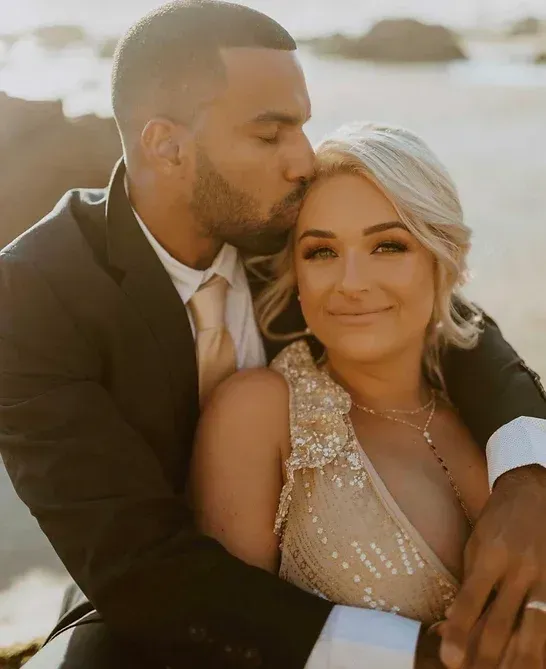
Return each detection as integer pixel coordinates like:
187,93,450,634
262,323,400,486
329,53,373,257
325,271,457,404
327,306,393,324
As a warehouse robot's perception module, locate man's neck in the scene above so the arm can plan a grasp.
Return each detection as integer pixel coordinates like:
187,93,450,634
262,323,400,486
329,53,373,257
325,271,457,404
127,179,222,270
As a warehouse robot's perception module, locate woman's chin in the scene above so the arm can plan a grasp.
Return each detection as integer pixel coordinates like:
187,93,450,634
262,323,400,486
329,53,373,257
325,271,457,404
327,332,396,365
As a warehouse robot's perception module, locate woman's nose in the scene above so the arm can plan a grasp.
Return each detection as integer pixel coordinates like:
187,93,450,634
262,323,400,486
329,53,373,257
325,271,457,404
338,254,372,295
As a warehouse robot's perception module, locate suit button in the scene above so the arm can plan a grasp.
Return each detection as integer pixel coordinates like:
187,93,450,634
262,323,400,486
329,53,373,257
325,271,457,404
188,625,207,642
243,648,262,667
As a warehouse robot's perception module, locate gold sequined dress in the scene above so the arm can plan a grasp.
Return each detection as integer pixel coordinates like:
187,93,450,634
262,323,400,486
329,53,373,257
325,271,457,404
271,340,459,625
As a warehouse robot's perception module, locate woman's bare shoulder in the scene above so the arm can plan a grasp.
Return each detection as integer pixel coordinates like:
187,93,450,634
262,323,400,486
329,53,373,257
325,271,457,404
199,367,290,439
192,368,291,572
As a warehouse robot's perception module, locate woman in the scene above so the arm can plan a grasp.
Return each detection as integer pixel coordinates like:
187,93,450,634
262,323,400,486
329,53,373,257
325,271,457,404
190,122,491,626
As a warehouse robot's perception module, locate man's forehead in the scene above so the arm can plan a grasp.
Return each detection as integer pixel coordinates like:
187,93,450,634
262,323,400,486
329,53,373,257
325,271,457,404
220,45,302,73
218,46,311,121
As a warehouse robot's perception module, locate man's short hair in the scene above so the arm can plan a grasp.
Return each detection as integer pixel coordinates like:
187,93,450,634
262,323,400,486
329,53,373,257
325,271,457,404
111,0,296,139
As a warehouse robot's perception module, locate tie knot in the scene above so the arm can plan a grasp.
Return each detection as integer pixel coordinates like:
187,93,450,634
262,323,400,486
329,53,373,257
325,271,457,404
189,274,229,331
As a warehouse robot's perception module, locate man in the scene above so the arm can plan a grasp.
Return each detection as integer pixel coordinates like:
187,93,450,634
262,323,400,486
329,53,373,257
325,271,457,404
1,2,546,669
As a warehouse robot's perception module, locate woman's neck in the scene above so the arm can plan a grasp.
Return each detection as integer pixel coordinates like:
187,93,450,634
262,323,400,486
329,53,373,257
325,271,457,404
325,346,430,412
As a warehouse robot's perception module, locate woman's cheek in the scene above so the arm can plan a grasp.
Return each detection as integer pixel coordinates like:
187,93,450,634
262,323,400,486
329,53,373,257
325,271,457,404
386,254,432,297
296,266,323,320
299,265,333,304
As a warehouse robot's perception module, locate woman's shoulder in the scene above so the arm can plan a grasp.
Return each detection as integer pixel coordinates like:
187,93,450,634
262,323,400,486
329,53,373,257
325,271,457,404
203,340,317,418
201,366,290,434
211,365,289,404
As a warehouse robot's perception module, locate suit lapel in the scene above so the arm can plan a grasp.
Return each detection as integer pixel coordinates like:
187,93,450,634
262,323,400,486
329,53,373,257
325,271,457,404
105,160,199,435
104,158,317,431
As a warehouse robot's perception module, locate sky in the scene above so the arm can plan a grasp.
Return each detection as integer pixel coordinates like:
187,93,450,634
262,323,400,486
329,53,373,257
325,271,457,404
0,0,545,37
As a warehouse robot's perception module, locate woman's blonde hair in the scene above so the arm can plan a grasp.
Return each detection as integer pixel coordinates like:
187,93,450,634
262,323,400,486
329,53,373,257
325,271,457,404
252,121,482,384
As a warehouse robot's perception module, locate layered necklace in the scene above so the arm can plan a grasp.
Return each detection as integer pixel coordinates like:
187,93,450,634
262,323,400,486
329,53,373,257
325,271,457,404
352,391,474,528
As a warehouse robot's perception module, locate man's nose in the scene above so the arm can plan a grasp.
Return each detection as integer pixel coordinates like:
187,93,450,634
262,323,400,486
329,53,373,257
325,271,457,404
284,132,315,183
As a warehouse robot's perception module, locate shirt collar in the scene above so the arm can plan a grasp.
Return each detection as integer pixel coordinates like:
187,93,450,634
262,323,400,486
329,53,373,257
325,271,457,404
125,178,240,303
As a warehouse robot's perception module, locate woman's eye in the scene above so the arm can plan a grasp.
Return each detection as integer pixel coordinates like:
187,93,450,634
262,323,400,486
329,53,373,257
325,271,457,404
373,240,408,254
303,246,337,261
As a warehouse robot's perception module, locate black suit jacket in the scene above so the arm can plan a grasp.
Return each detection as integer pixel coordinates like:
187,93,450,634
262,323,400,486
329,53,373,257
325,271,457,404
1,160,545,669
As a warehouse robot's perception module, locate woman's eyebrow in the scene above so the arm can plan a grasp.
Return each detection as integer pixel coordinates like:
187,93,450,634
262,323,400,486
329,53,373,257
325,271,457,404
298,229,336,242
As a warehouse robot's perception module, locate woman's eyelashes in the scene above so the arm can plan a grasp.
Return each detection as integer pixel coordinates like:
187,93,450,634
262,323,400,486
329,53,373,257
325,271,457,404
373,240,409,254
301,239,409,261
302,245,337,261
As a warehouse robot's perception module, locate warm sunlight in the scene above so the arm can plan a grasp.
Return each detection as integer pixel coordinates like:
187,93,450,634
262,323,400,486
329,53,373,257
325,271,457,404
1,1,546,666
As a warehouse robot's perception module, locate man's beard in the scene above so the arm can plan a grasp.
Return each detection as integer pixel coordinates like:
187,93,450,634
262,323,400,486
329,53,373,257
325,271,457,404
189,149,307,255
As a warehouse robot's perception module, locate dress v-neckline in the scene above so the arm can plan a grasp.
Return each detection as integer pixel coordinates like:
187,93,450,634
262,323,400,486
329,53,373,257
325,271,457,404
279,339,460,588
348,419,460,589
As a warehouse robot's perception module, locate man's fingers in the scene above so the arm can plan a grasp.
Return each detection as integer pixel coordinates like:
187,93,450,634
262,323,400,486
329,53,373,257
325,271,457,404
510,591,546,669
440,563,500,668
498,634,518,669
466,569,531,669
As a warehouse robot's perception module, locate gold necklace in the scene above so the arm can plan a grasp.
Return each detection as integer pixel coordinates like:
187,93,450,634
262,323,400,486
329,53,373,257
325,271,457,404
380,396,434,416
352,392,474,528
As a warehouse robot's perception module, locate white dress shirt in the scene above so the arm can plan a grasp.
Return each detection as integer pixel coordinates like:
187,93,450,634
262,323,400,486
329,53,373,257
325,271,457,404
134,209,546,669
134,211,266,371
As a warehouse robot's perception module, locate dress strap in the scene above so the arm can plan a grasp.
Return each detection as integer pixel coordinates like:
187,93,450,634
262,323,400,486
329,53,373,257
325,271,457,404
270,340,361,538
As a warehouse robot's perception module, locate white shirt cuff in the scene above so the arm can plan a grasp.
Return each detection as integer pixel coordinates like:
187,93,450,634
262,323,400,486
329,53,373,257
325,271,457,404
486,416,546,490
305,605,420,669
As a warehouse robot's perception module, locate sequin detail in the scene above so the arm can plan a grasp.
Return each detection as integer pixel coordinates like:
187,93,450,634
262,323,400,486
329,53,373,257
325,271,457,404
271,340,459,626
271,340,354,537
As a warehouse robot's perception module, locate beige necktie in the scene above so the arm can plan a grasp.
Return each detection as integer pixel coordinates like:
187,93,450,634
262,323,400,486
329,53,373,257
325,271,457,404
188,274,237,405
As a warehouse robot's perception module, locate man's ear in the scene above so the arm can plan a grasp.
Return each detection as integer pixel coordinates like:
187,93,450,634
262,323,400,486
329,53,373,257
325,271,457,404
140,118,194,175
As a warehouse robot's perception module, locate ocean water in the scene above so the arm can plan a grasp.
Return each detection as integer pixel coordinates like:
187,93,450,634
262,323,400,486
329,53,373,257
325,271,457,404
1,0,546,648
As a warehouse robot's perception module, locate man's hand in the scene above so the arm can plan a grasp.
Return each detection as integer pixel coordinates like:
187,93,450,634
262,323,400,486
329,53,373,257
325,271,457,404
415,626,444,669
439,465,546,669
416,618,492,669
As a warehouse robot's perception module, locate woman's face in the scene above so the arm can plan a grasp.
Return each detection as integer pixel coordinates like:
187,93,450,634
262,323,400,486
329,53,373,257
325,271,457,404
295,173,436,365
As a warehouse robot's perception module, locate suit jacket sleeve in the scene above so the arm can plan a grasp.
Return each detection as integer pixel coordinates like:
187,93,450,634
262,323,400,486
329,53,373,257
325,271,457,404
0,251,332,669
443,311,546,447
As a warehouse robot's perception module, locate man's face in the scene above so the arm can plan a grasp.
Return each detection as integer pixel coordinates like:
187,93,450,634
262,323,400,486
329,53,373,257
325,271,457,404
189,47,314,255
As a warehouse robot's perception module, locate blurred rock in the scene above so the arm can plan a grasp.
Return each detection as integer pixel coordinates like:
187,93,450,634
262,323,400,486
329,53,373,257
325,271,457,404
0,93,121,248
0,95,64,146
31,25,88,50
536,51,546,64
509,17,541,36
97,36,119,59
0,33,20,49
304,19,466,63
302,33,351,55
